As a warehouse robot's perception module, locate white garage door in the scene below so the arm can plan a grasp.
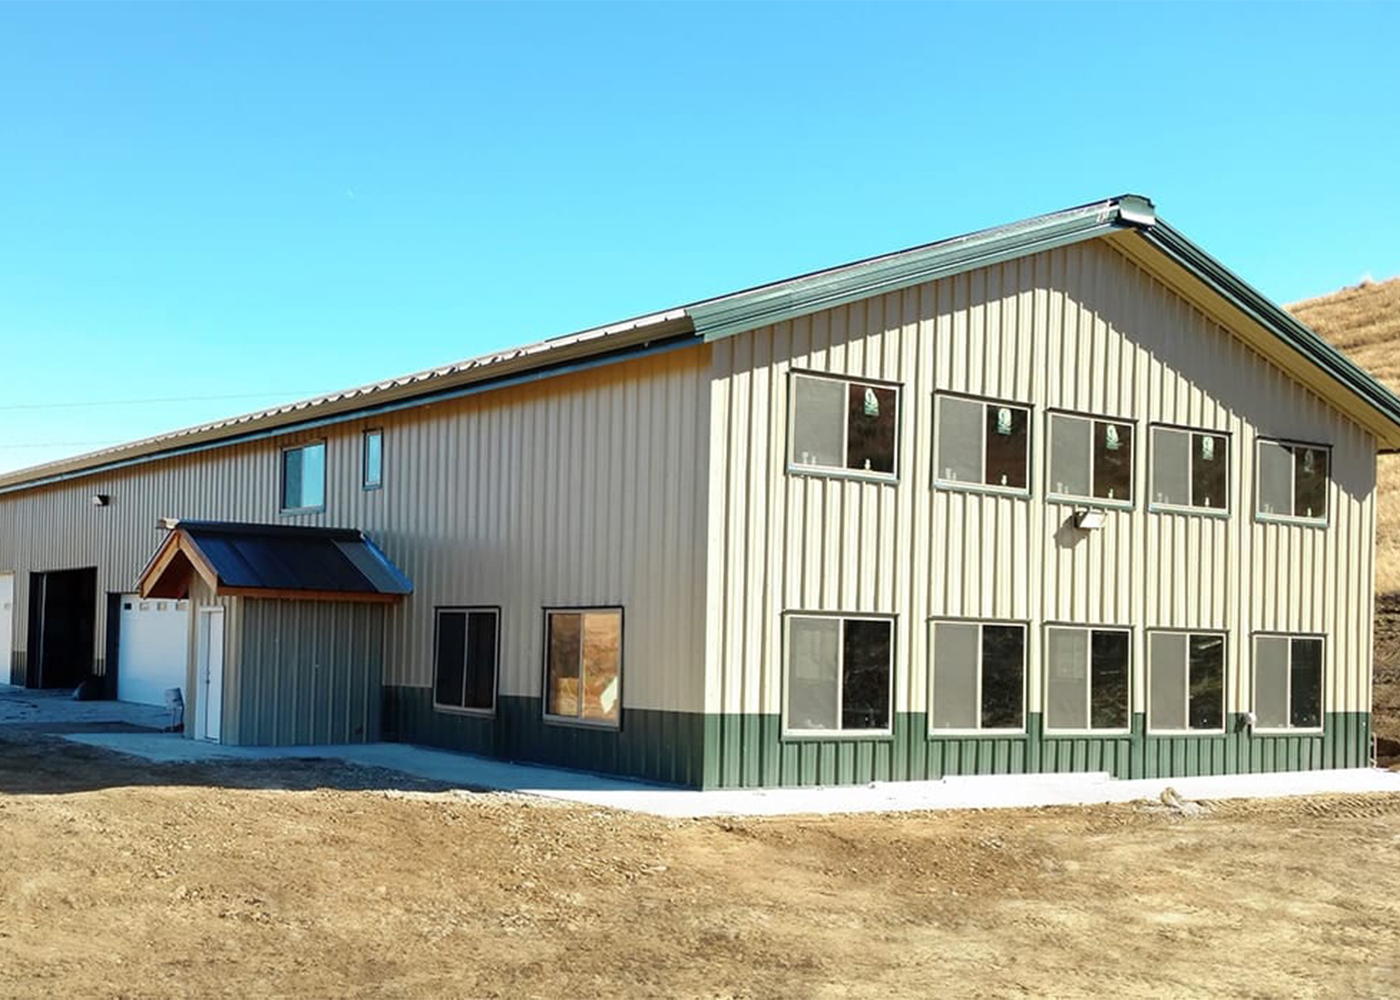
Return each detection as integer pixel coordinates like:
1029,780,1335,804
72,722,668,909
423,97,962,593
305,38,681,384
117,596,190,707
0,574,13,686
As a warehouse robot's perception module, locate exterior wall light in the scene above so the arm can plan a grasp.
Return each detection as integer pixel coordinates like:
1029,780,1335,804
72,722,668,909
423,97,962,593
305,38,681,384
91,494,110,507
1073,509,1106,530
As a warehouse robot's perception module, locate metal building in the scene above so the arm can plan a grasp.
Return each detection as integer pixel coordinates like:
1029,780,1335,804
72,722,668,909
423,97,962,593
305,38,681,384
0,194,1395,787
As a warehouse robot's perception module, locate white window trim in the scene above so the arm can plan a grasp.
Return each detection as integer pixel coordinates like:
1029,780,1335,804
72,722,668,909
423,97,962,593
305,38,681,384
1147,424,1230,517
1254,438,1330,527
786,370,901,483
927,618,1028,737
431,606,500,717
362,429,384,492
1045,410,1136,509
932,392,1033,498
1145,628,1227,736
279,440,328,514
541,607,624,730
1042,624,1133,736
1251,632,1326,735
781,612,895,740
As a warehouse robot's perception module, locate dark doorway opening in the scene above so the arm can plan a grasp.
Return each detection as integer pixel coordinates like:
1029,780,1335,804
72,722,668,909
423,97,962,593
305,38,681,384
27,568,98,690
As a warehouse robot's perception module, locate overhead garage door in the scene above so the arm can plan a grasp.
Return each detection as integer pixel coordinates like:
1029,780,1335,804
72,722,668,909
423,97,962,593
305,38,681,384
117,596,190,707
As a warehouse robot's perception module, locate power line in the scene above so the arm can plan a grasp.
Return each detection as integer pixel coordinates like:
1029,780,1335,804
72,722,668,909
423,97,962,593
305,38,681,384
0,390,326,412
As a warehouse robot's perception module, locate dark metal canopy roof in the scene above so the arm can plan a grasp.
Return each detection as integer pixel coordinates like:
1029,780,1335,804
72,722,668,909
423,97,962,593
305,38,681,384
139,520,413,603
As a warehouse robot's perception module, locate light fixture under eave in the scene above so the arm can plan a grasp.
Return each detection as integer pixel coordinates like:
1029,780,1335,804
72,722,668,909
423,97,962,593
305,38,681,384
91,494,110,507
1073,509,1106,530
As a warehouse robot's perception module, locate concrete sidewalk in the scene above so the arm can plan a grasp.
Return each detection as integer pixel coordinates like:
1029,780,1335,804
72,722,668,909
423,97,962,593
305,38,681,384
62,731,1400,818
0,685,169,730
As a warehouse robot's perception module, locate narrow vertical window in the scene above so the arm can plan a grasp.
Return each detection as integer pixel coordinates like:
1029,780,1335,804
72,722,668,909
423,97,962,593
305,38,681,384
433,608,498,713
1147,630,1225,732
1253,635,1324,731
280,442,326,511
544,609,622,726
1256,440,1329,523
789,373,899,477
363,430,384,490
784,614,892,734
934,394,1031,493
1048,413,1134,504
1045,626,1131,732
1150,426,1228,512
930,620,1026,732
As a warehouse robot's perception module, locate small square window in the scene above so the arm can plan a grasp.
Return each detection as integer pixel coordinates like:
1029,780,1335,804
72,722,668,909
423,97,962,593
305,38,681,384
363,430,384,490
433,608,498,714
1150,426,1227,513
934,394,1030,494
1256,440,1329,523
1253,635,1323,731
930,620,1026,733
789,373,899,478
281,442,326,511
544,609,622,726
784,614,893,735
1048,413,1134,505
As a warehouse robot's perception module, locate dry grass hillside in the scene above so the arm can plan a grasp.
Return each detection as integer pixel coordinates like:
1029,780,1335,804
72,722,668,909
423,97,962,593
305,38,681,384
1288,276,1400,593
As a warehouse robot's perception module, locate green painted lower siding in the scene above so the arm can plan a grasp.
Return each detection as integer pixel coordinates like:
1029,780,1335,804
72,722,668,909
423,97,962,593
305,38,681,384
701,712,1373,789
382,688,1370,790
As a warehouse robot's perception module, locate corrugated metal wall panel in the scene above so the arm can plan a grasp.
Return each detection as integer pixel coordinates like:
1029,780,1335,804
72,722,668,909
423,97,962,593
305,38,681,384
0,348,710,716
704,238,1377,735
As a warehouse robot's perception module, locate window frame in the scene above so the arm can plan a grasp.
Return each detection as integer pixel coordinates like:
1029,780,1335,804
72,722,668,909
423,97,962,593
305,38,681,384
786,369,902,484
780,610,896,740
1254,438,1331,527
431,605,501,717
1250,631,1326,735
1044,408,1136,510
932,390,1034,499
1147,422,1231,518
540,605,625,731
362,428,384,492
1144,628,1228,736
927,616,1029,737
1041,622,1134,737
279,440,328,515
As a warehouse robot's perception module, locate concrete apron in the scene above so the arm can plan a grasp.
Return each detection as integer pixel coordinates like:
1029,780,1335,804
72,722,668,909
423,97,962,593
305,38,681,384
60,732,1400,818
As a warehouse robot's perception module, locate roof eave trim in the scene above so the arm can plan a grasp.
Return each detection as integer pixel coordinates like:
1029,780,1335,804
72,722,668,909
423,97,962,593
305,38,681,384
688,198,1153,342
1135,222,1400,436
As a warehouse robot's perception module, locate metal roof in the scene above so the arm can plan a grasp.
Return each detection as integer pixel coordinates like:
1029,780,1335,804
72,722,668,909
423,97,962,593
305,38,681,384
7,192,1400,493
139,520,413,602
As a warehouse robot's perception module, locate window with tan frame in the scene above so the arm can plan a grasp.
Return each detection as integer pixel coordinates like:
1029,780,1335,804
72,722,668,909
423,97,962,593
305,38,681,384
544,608,622,727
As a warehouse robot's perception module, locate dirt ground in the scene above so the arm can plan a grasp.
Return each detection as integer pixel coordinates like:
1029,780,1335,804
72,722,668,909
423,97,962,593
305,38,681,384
2,730,1399,999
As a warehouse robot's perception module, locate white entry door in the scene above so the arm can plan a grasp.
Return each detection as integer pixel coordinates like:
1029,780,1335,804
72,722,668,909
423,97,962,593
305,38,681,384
116,596,190,706
0,574,12,686
197,608,225,742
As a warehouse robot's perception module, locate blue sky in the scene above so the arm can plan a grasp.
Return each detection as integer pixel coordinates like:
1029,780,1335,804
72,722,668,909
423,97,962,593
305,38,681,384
2,2,1398,473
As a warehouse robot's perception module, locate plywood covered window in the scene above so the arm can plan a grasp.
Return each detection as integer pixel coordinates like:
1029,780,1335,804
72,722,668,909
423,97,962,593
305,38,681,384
1253,635,1323,731
789,372,899,478
433,607,498,714
1045,626,1131,733
785,614,892,735
1150,426,1228,512
1148,631,1225,733
1256,440,1329,523
934,394,1030,494
930,621,1025,733
280,442,326,512
363,430,384,490
1048,413,1133,505
544,609,621,727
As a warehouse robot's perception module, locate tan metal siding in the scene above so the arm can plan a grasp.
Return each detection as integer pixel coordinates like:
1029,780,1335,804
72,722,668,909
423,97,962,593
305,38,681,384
705,239,1377,719
0,348,709,715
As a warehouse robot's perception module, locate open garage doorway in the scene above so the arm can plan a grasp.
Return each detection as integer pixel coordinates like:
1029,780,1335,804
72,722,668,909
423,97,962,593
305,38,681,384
27,568,97,690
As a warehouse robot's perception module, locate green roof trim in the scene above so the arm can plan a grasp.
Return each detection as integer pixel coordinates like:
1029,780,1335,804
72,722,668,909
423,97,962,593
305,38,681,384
687,196,1154,342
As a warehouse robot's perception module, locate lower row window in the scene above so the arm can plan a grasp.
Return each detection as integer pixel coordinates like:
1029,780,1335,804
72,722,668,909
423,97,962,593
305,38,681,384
1046,626,1131,732
1148,631,1225,732
545,608,622,726
433,608,499,713
785,615,892,733
1254,634,1323,730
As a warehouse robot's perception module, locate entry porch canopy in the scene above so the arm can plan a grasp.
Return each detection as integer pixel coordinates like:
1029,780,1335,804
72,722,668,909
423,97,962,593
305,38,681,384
138,519,413,603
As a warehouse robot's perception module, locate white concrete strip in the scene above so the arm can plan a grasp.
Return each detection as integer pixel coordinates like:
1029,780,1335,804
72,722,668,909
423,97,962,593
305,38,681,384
60,733,1400,818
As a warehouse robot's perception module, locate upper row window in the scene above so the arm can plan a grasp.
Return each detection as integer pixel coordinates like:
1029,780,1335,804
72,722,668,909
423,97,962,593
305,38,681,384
1150,426,1228,513
790,373,898,478
281,442,327,512
1257,440,1329,523
934,395,1030,493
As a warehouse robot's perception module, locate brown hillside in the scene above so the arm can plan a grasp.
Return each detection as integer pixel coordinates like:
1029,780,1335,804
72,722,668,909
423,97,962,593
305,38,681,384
1287,276,1400,594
